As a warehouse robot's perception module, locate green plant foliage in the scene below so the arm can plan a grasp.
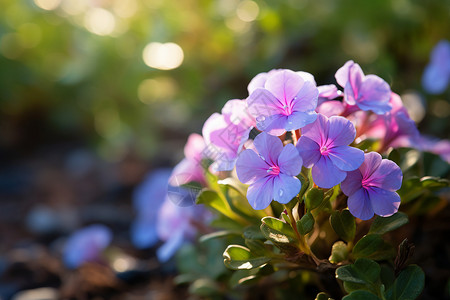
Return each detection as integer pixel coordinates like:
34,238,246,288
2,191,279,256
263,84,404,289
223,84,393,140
260,216,298,244
342,290,381,300
223,245,271,270
369,212,409,235
385,265,425,300
399,176,449,204
296,212,315,235
352,234,396,261
329,241,349,263
330,209,356,243
305,188,324,211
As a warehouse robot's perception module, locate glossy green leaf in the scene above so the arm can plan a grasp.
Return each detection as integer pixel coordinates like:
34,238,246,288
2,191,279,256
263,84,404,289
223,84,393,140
369,212,409,235
243,225,265,240
315,292,333,300
199,230,240,243
330,209,356,242
188,278,221,297
223,245,270,270
385,265,425,300
196,189,245,224
296,212,315,235
342,290,381,300
352,234,396,261
305,188,324,211
245,239,269,257
329,241,349,264
336,258,381,285
260,216,297,244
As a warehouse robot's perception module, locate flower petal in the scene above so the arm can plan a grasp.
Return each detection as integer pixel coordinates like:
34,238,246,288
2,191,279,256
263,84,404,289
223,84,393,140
292,80,319,112
311,156,347,188
316,100,345,117
347,188,374,220
260,114,288,136
278,143,303,176
131,218,159,249
328,145,364,171
368,187,400,217
301,113,329,145
358,75,392,114
248,72,269,95
422,62,449,94
335,60,354,88
296,136,321,168
184,133,205,161
247,177,275,210
341,169,363,196
286,111,317,131
247,88,280,120
272,174,301,204
265,70,304,105
367,159,403,191
359,152,382,179
236,149,269,184
252,132,284,165
169,158,204,186
327,116,356,147
156,229,185,262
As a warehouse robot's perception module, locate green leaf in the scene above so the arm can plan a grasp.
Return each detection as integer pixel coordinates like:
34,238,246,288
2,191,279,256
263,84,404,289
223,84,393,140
342,290,381,300
336,258,381,285
315,292,333,300
219,180,265,220
330,209,356,243
305,188,324,211
385,265,425,300
245,239,269,257
296,212,315,235
196,189,245,224
329,241,349,264
243,225,265,240
188,278,221,297
369,212,409,235
388,148,401,166
352,234,396,261
260,216,297,244
380,264,395,290
199,230,241,243
223,245,271,270
398,176,449,204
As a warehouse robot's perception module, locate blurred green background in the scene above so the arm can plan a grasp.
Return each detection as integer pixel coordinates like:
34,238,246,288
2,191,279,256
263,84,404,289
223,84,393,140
0,0,449,165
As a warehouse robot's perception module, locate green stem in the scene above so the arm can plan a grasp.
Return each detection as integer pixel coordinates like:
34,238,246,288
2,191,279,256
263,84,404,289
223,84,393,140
284,204,311,256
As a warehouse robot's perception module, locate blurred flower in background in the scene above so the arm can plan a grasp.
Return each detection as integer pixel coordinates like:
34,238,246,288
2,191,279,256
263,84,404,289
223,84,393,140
422,40,450,94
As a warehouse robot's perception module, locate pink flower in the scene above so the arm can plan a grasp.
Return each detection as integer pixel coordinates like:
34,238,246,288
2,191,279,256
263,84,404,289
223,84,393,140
202,99,255,171
335,60,391,114
296,114,364,188
235,132,303,210
341,152,402,220
169,133,206,186
246,69,319,136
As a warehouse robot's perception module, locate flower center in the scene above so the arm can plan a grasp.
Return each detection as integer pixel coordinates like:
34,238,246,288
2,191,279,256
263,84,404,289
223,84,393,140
281,97,296,116
320,146,329,155
266,165,280,176
361,177,372,189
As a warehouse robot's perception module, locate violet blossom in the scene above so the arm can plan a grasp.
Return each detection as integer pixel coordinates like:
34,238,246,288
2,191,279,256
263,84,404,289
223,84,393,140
169,133,206,187
341,152,403,220
63,224,112,269
422,39,450,94
296,114,364,188
335,60,391,114
131,169,208,262
235,132,303,210
246,69,319,136
202,99,255,171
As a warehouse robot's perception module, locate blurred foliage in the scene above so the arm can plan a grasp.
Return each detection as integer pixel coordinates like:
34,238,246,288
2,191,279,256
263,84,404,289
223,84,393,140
0,0,449,163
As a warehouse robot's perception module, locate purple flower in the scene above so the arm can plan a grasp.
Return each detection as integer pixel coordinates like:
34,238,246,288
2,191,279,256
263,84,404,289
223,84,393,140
246,69,319,136
296,114,364,188
235,132,303,210
335,60,391,114
248,69,316,95
63,224,112,269
422,40,450,94
131,169,208,261
341,152,402,220
169,133,206,186
202,99,255,171
131,169,171,248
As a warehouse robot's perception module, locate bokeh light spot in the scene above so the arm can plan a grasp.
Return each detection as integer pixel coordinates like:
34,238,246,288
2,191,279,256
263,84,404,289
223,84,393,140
33,0,61,11
142,42,184,70
84,8,116,36
236,0,259,22
138,77,178,104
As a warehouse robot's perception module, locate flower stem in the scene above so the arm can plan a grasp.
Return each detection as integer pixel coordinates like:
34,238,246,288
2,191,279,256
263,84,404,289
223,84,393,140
284,204,311,256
